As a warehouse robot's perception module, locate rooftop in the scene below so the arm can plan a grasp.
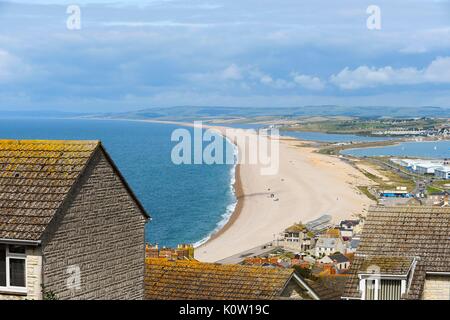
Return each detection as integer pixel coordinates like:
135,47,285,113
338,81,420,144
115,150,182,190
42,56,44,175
145,258,295,300
285,223,306,233
0,140,99,241
0,139,148,242
344,206,450,299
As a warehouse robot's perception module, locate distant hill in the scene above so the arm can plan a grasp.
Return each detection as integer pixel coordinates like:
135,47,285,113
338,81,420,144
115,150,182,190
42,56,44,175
2,106,450,120
109,105,450,120
0,110,87,118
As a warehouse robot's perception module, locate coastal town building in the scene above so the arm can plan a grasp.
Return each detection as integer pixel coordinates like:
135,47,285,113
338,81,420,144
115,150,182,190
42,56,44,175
339,220,360,239
343,206,450,300
435,166,450,179
314,236,346,257
415,163,444,175
281,223,313,252
392,158,450,180
145,258,321,300
146,244,194,260
0,140,149,300
319,253,351,272
346,236,361,254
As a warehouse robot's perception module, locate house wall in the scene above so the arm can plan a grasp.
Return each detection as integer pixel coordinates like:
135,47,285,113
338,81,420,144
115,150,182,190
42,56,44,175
0,246,42,300
41,149,147,300
422,275,450,300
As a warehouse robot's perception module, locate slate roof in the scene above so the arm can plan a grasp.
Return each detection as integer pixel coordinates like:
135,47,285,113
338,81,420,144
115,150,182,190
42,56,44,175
344,206,450,300
306,276,349,300
329,253,350,264
0,139,148,242
145,258,295,300
316,237,340,248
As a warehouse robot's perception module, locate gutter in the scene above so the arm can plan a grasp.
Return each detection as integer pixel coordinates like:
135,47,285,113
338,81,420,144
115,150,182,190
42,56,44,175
426,272,450,276
292,274,320,300
0,238,41,246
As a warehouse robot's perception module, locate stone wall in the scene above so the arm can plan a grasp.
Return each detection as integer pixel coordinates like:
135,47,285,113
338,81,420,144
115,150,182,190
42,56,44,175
422,275,450,300
41,148,147,300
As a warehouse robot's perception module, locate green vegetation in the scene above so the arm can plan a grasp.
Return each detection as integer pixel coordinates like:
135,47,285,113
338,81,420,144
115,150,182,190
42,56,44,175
357,186,378,202
281,117,448,135
427,185,444,194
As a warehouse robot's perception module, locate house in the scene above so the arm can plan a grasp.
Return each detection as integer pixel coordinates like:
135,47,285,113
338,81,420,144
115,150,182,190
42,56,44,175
339,220,360,239
281,223,313,252
328,253,351,270
319,253,350,270
314,236,346,257
343,206,450,300
145,258,321,300
0,140,149,300
346,236,361,254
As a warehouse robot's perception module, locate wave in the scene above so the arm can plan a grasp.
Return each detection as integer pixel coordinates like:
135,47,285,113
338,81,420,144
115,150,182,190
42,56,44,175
193,137,239,248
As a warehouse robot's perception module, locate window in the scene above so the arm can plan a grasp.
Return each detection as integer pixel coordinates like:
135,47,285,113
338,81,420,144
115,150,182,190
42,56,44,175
364,278,402,300
379,279,402,300
0,244,27,293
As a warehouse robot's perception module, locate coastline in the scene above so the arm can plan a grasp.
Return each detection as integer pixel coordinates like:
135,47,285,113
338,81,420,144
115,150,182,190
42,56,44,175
88,117,244,247
203,163,244,244
72,117,376,262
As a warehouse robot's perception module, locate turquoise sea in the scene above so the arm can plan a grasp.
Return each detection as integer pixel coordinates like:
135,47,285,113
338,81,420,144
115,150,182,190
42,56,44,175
0,118,236,247
342,140,450,158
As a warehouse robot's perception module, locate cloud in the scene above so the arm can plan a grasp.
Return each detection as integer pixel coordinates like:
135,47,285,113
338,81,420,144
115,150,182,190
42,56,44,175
330,57,450,90
292,73,325,91
0,49,31,83
221,64,242,80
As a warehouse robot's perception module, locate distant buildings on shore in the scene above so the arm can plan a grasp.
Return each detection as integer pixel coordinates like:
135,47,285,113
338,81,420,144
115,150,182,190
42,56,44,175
391,158,450,179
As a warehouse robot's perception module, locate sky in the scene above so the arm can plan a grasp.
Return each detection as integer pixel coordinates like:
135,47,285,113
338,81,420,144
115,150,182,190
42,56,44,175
0,0,450,112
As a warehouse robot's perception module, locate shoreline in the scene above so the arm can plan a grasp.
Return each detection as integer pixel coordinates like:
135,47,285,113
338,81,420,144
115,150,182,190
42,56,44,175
203,163,244,244
84,117,244,248
55,117,377,261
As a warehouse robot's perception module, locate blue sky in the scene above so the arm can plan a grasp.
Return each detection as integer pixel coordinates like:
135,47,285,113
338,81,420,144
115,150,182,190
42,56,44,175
0,0,449,112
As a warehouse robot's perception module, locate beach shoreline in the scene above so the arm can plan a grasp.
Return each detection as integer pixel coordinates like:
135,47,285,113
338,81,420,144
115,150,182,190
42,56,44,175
80,117,375,262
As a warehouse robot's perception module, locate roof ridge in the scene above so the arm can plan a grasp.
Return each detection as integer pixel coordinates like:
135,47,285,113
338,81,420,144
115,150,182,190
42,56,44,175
0,139,100,144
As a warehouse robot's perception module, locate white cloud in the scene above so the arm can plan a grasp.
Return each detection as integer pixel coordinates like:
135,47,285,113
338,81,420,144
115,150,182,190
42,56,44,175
330,56,450,90
292,73,325,91
0,49,31,83
221,64,242,80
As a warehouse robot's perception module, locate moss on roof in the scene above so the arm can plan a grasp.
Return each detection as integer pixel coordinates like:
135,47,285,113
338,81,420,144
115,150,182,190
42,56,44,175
0,140,99,241
145,258,294,300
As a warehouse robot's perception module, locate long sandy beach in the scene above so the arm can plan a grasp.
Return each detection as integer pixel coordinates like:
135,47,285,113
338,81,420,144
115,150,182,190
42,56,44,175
109,119,375,262
195,126,375,262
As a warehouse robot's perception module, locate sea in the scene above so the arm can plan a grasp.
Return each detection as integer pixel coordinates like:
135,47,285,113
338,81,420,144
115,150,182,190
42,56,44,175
0,118,237,247
341,139,450,159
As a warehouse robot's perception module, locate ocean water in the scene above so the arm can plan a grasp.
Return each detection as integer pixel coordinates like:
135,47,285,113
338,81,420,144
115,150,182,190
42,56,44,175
342,140,450,158
0,118,236,247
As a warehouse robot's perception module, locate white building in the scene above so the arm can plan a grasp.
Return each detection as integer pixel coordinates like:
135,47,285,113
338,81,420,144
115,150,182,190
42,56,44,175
435,166,450,179
415,164,444,175
314,237,346,257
